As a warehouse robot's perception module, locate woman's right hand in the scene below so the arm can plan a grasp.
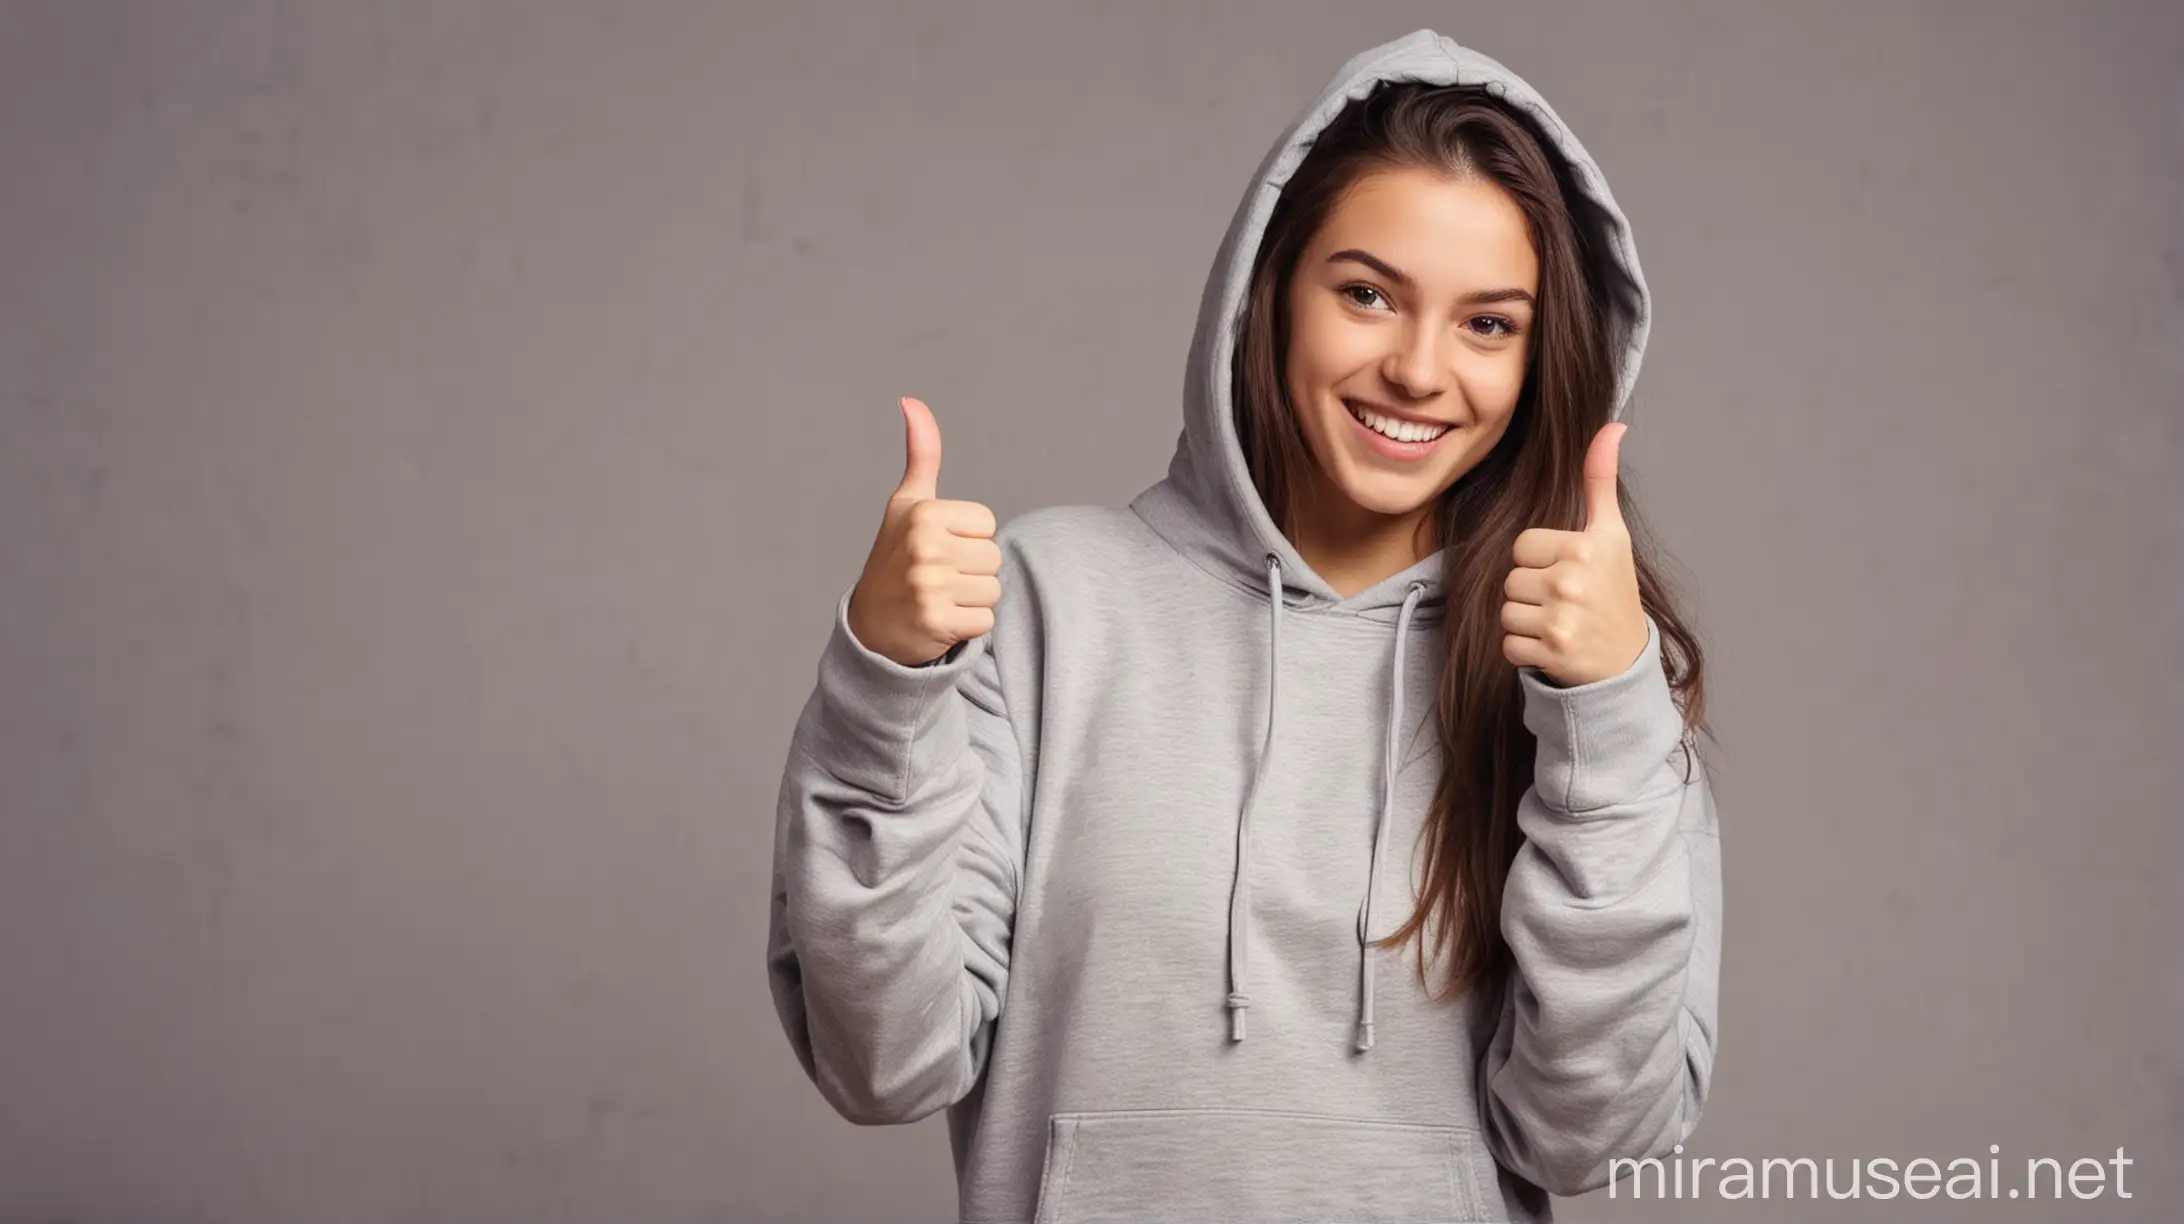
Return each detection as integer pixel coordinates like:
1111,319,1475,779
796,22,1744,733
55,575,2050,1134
845,396,1003,667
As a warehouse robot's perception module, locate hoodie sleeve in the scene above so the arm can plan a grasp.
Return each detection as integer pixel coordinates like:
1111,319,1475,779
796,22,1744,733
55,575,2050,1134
764,580,1024,1126
1477,612,1723,1197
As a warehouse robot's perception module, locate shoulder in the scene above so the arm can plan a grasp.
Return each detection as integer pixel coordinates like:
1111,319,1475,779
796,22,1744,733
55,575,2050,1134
980,505,1145,695
988,504,1170,633
995,503,1150,564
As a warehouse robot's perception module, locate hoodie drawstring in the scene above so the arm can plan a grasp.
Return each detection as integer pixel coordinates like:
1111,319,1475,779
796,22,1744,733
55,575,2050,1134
1225,553,1285,1041
1223,553,1429,1053
1357,580,1429,1052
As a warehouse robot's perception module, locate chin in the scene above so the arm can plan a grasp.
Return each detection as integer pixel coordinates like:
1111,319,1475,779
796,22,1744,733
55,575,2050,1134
1328,465,1446,519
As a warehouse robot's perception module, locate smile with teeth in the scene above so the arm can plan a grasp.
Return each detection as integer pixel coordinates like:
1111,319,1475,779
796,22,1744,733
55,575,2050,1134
1346,400,1449,443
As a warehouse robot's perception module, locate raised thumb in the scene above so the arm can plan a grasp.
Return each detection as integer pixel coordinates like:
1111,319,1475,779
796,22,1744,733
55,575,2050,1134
893,395,942,503
1582,421,1628,533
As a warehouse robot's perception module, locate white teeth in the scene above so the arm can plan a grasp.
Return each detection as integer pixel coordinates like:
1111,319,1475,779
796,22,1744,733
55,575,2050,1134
1348,402,1447,443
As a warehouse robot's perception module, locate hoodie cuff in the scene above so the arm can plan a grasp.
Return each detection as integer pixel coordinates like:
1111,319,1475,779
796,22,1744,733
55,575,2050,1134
1517,613,1686,817
811,584,983,802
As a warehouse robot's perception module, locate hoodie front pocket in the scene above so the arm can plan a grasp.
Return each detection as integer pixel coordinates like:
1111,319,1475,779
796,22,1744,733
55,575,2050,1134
1029,1107,1508,1224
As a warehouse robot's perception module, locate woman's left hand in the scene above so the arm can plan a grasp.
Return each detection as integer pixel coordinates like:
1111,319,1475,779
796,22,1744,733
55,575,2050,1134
1501,422,1651,688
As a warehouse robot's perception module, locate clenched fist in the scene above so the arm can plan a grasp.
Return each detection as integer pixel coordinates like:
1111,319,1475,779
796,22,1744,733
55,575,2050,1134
845,396,1003,667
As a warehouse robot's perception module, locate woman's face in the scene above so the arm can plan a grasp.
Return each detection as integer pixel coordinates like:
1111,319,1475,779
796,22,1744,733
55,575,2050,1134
1282,166,1538,522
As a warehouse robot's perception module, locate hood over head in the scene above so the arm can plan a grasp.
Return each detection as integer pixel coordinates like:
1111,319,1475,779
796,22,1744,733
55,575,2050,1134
1131,27,1653,620
1125,28,1656,1052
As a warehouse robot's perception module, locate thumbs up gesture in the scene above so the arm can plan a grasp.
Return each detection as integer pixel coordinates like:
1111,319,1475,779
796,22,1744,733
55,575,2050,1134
1501,422,1650,688
845,396,1003,668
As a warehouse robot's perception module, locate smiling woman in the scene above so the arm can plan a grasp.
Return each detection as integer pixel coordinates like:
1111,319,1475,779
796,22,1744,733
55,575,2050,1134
768,30,1722,1224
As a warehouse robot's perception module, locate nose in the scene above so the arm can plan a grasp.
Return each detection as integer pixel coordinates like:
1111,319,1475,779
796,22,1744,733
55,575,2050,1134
1380,316,1449,399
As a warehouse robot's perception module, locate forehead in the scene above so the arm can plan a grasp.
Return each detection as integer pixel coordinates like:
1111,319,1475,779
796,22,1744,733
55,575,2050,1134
1313,168,1538,291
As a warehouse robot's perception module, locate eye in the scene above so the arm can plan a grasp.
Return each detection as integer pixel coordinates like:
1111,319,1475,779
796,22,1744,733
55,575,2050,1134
1340,283,1392,312
1341,283,1523,338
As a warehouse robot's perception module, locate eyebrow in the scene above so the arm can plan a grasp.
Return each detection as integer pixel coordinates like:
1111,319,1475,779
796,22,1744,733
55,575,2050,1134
1325,248,1536,308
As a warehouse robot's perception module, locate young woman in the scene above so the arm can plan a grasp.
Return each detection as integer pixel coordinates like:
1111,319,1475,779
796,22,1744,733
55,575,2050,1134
767,28,1721,1224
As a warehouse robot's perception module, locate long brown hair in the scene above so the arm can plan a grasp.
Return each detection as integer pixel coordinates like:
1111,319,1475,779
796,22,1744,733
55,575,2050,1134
1233,80,1718,1008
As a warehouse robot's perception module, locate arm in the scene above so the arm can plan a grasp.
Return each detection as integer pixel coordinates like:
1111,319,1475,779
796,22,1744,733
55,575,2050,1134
1477,613,1724,1196
765,581,1025,1125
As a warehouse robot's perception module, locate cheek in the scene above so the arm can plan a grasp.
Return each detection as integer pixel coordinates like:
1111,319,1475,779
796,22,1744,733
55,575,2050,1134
1287,301,1379,382
1470,354,1529,422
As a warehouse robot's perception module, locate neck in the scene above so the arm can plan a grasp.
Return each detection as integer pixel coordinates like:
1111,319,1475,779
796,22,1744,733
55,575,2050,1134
1287,472,1435,600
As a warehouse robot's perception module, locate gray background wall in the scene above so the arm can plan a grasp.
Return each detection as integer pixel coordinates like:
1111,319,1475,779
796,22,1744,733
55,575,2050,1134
2,1,2178,1220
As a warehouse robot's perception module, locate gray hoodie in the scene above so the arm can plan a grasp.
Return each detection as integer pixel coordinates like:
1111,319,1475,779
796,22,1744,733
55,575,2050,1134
767,27,1722,1224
